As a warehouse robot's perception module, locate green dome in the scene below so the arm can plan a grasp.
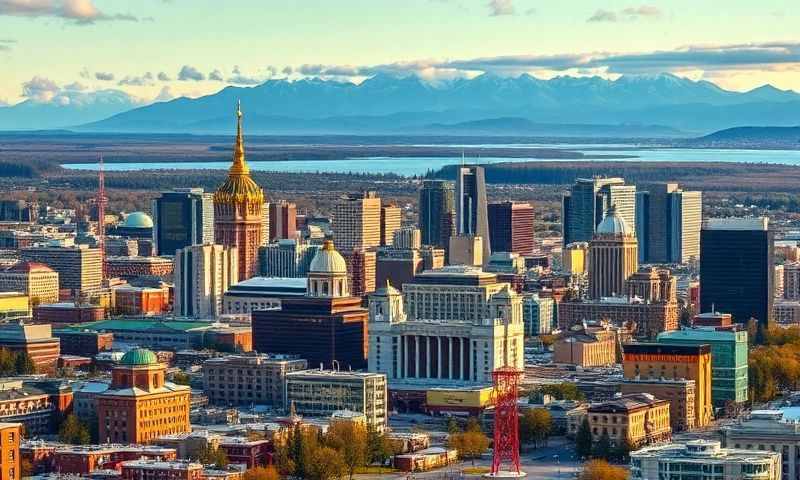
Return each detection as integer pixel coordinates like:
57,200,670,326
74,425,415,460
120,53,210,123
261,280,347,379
120,348,159,366
123,212,154,229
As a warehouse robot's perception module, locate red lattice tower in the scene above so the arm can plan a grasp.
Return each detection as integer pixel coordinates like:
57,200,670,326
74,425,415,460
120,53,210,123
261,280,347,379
491,366,522,476
96,155,107,279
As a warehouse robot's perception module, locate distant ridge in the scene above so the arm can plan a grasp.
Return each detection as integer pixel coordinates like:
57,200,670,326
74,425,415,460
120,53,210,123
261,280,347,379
688,126,800,148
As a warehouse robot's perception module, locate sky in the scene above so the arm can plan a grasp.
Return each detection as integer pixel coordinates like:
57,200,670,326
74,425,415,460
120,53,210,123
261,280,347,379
1,0,800,107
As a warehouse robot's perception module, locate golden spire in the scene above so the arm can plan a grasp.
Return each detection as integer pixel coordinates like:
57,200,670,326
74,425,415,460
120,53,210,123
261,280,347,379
229,100,249,176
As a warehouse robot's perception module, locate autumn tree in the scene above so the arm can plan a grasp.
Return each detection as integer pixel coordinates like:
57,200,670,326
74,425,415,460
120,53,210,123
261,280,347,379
59,414,91,445
243,466,280,480
326,421,368,480
197,445,228,468
307,446,347,480
171,371,192,386
520,408,552,447
367,424,398,466
578,459,629,480
448,431,490,461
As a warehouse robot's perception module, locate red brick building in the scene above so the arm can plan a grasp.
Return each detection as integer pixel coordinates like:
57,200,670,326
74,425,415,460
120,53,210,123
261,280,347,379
114,286,169,315
121,460,202,480
106,256,174,280
52,444,177,475
33,303,105,325
487,201,535,256
0,322,61,372
53,329,113,356
218,438,272,468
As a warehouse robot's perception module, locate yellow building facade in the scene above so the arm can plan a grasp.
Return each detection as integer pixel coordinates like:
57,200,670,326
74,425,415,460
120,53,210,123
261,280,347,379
97,348,190,444
587,393,672,448
623,343,713,428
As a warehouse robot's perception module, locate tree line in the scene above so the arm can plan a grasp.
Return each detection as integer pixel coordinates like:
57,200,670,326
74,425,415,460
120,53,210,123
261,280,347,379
0,348,37,376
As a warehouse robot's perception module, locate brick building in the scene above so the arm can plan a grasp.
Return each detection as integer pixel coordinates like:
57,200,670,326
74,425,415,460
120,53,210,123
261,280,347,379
114,286,169,315
33,303,105,325
0,262,60,305
53,329,113,356
0,321,61,372
106,256,174,281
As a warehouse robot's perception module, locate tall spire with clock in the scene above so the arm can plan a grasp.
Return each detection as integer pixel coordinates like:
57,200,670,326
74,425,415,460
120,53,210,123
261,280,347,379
213,101,265,281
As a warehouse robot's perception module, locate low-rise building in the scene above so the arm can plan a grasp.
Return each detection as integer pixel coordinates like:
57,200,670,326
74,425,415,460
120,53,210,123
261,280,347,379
559,296,679,339
0,321,60,372
218,437,272,468
630,440,781,480
285,369,387,432
774,300,800,325
222,277,306,315
0,379,72,435
584,393,672,449
621,378,696,432
0,262,60,305
120,460,203,480
553,324,617,367
202,354,307,409
395,447,458,473
721,410,800,480
33,303,105,325
114,286,169,316
106,256,174,281
0,292,31,320
53,329,113,357
50,443,177,475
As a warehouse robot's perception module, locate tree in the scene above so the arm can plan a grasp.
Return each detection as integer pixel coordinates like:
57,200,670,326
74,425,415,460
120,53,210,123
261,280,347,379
446,417,461,434
612,437,634,463
538,383,585,401
465,416,483,433
447,431,490,461
243,466,280,480
172,371,192,386
578,459,629,480
307,446,347,480
197,445,228,468
59,414,91,445
520,408,552,447
575,417,593,459
367,424,398,466
326,421,368,480
593,431,612,460
0,348,14,376
15,351,36,374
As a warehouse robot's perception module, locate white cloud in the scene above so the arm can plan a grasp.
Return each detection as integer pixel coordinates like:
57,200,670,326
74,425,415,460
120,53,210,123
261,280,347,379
0,0,139,24
487,0,514,16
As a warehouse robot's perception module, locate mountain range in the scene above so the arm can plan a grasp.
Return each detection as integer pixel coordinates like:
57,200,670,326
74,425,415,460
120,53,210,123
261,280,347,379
3,73,800,135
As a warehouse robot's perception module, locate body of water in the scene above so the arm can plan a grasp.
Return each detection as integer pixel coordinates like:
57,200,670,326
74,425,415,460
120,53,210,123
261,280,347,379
62,147,800,177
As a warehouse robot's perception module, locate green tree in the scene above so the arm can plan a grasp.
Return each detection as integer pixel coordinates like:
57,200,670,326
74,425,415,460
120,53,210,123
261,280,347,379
59,414,91,445
367,424,397,466
593,431,612,460
612,437,634,463
520,408,552,447
446,417,461,434
197,445,228,468
15,351,36,374
0,348,14,376
307,446,347,480
538,383,585,401
575,417,593,459
326,421,368,480
172,371,192,386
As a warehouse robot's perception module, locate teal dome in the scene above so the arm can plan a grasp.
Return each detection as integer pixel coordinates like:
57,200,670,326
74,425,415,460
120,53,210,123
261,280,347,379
124,212,154,229
120,348,159,366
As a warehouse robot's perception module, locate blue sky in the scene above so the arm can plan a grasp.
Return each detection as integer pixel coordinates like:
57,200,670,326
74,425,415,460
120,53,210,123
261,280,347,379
1,0,799,106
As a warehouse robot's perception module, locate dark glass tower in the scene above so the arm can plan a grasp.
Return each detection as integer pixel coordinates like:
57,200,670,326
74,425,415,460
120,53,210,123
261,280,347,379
700,217,773,327
455,166,491,261
487,201,535,256
419,180,455,249
152,188,214,256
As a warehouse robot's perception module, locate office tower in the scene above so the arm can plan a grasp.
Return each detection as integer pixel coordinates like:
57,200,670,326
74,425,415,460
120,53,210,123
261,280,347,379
0,262,60,304
333,191,381,252
368,266,524,384
380,204,402,246
393,227,421,250
0,200,38,222
174,244,238,319
455,166,491,260
658,328,749,409
259,239,321,277
700,217,774,326
487,201,535,256
588,206,638,299
213,103,265,282
562,177,636,246
562,242,588,274
343,248,377,296
785,262,800,300
643,183,702,264
623,343,713,428
268,200,297,242
251,241,369,369
97,348,190,443
419,180,455,249
523,293,555,336
153,189,214,257
21,245,102,295
635,191,650,263
448,235,483,266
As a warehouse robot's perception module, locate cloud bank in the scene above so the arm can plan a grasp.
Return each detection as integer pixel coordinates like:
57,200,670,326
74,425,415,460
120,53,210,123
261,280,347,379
0,0,139,24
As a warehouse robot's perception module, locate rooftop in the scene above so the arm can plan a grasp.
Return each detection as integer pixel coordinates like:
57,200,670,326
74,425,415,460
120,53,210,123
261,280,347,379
703,217,769,231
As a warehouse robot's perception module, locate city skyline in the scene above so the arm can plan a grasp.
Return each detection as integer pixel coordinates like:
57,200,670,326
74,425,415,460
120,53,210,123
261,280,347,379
1,0,799,106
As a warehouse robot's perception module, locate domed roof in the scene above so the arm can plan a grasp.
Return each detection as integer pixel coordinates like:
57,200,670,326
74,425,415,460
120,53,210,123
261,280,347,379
309,240,347,274
120,348,159,366
123,212,153,229
596,205,633,236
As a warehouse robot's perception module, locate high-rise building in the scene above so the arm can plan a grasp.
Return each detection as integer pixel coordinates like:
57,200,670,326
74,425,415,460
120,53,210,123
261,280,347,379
213,103,265,282
268,200,297,243
658,327,749,409
487,201,535,256
251,241,369,369
333,191,381,252
21,245,102,295
588,206,638,299
419,180,455,250
785,262,800,300
635,191,650,263
368,266,524,384
393,227,422,250
448,235,483,267
376,248,424,290
380,204,402,247
522,293,555,336
343,248,377,296
775,264,785,299
0,200,38,222
152,188,214,256
639,183,702,264
562,242,588,275
0,262,60,304
455,166,491,260
623,343,713,428
259,239,321,278
97,348,190,444
174,244,238,319
562,177,635,246
700,217,774,326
